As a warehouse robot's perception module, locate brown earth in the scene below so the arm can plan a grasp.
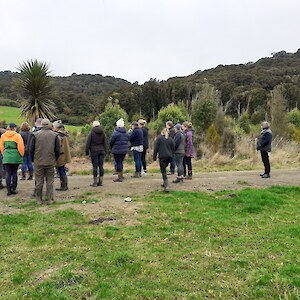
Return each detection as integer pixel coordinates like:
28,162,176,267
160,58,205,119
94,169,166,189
1,168,300,224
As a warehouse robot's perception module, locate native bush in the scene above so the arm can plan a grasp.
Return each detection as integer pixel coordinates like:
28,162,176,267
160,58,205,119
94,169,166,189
205,124,221,153
238,112,251,134
287,108,300,128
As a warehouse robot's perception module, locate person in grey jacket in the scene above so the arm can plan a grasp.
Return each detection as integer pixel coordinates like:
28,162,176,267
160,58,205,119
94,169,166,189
256,121,272,178
172,123,186,183
30,118,60,204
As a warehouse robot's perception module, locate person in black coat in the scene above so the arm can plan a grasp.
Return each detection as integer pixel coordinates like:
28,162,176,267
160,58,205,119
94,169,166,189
138,119,149,174
129,121,143,177
86,121,107,186
153,128,175,192
166,120,176,175
256,121,272,178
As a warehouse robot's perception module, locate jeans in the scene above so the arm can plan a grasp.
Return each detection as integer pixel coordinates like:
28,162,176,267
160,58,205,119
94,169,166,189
114,154,126,172
183,156,192,176
261,151,270,174
174,153,184,177
91,153,104,177
5,164,19,190
57,165,67,177
132,150,142,173
169,158,175,173
21,152,33,172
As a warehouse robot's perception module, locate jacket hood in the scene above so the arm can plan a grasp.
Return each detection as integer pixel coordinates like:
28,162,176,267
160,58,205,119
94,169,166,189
3,130,17,138
92,126,104,134
115,127,127,134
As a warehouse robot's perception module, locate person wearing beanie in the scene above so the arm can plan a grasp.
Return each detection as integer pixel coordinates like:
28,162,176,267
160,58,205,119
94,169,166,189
138,119,149,174
182,121,196,179
0,123,25,195
29,118,60,204
85,121,106,187
153,127,175,192
172,123,186,184
256,121,272,178
129,121,144,177
110,118,129,182
53,120,71,191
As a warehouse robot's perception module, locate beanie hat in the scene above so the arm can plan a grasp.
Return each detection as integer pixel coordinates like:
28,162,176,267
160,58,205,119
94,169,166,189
92,120,100,127
53,120,63,129
116,118,125,128
262,121,270,129
174,123,181,130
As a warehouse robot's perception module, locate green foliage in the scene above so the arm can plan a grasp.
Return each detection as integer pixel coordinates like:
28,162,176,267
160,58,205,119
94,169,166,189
287,108,300,128
16,59,55,125
191,82,220,132
98,98,128,139
151,103,186,134
221,127,236,156
205,124,221,153
238,112,251,134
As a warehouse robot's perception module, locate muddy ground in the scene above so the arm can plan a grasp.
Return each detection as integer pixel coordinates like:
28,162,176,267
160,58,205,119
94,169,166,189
1,168,299,224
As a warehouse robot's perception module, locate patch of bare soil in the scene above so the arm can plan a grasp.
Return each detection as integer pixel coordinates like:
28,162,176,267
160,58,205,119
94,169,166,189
1,169,300,224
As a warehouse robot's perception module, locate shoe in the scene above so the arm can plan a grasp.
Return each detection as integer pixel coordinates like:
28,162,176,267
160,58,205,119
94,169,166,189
260,173,265,177
167,172,174,175
11,189,17,195
173,178,183,184
261,174,271,178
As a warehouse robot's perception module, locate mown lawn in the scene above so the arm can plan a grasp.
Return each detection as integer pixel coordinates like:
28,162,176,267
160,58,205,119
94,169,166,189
0,187,299,299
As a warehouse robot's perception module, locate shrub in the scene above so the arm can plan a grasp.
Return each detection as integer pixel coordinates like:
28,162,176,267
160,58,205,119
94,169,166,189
288,108,300,128
205,124,221,153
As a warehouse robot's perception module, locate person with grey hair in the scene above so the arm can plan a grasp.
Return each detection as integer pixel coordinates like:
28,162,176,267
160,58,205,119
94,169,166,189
29,118,60,204
256,121,272,178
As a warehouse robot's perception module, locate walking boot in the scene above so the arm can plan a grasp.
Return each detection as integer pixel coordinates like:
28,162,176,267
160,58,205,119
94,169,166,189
90,176,98,187
173,177,183,183
7,185,12,196
113,172,123,182
56,176,68,191
185,170,192,180
163,178,169,192
98,176,103,186
27,171,33,180
21,171,26,180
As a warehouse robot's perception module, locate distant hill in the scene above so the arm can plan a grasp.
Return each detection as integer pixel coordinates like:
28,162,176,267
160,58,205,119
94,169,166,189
1,49,300,124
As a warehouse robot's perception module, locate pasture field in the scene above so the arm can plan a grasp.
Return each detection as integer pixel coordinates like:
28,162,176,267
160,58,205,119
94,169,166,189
0,186,299,299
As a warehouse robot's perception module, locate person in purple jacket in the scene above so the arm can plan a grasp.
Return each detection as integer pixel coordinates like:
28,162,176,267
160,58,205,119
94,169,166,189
110,118,129,182
182,121,196,179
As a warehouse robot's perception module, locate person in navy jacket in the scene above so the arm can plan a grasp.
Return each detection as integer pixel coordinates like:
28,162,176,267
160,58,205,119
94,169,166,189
129,121,143,177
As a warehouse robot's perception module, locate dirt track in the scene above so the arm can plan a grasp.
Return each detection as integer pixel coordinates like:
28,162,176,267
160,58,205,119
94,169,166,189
1,169,299,223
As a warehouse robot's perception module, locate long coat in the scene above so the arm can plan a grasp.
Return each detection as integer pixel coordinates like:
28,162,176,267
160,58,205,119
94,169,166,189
56,129,72,167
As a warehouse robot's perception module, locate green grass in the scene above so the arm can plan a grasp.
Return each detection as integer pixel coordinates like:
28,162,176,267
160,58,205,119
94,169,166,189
0,106,83,132
0,187,299,299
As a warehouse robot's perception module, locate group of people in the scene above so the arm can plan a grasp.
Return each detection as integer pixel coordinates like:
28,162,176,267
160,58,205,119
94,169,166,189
0,116,272,203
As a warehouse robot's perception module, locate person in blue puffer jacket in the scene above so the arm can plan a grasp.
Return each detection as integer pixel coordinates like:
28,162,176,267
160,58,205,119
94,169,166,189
110,118,129,182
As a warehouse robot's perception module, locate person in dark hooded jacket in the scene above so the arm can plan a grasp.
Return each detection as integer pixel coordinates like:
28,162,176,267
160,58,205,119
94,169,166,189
86,121,107,186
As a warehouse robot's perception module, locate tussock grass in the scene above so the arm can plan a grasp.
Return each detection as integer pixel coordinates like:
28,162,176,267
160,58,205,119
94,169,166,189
0,187,299,299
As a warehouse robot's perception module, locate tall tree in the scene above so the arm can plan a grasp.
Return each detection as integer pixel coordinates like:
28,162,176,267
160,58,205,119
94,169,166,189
16,59,55,125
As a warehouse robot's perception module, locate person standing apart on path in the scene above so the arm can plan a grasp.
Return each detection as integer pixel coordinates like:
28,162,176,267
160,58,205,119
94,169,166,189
110,118,129,182
182,121,196,179
256,121,272,178
53,120,72,190
0,123,24,195
166,121,176,175
30,118,60,204
173,123,186,184
85,121,106,187
138,119,149,174
20,122,33,180
129,121,143,178
153,128,175,192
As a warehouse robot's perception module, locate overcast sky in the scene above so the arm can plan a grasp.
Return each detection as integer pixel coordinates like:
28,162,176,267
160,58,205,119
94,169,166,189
0,0,299,83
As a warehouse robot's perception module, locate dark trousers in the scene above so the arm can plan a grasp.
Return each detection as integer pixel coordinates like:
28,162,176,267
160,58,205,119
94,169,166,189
261,151,270,175
169,158,175,173
21,152,33,172
174,153,184,177
114,154,126,172
160,158,172,180
141,148,147,171
5,164,19,190
132,150,142,173
57,165,67,177
91,153,104,177
183,156,192,176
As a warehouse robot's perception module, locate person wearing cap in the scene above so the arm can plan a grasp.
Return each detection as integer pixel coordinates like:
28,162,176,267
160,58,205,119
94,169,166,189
0,123,25,195
110,118,129,182
53,120,71,190
129,121,144,177
138,119,149,174
173,123,186,184
256,121,273,178
85,120,106,187
182,121,196,179
29,118,60,204
153,127,175,192
20,122,33,180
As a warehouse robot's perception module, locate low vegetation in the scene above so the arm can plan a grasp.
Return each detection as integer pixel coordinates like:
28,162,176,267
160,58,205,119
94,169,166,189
0,187,299,299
